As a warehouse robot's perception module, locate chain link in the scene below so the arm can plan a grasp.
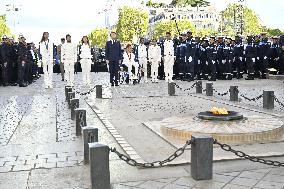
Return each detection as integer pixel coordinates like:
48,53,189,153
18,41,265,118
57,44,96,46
110,138,192,168
274,95,284,108
88,132,96,143
79,111,85,128
213,88,229,96
214,139,284,167
72,86,96,96
240,94,263,102
174,83,196,92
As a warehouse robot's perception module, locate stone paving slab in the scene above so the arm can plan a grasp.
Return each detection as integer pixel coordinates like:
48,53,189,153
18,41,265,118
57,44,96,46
0,73,284,189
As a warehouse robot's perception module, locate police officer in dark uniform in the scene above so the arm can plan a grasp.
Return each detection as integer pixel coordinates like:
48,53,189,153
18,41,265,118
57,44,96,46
179,34,187,80
197,37,209,80
185,33,195,81
279,35,284,74
207,36,217,81
245,35,257,80
258,32,270,79
9,37,18,86
194,36,201,80
223,37,234,80
267,36,280,72
233,35,244,79
216,36,226,79
0,35,12,86
17,35,29,87
173,36,180,80
253,35,261,78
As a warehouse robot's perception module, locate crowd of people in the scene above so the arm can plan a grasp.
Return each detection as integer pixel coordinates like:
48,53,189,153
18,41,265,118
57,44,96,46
0,32,93,88
113,31,284,86
1,30,284,88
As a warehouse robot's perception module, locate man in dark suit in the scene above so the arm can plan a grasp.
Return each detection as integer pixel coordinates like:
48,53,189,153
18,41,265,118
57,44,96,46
105,31,122,86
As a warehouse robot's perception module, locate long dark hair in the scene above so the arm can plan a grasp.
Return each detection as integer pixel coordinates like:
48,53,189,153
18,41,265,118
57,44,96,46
40,32,49,42
81,36,90,46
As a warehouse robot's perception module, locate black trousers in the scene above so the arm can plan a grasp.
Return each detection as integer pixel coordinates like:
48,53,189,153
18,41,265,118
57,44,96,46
1,62,10,84
109,61,119,85
18,61,27,84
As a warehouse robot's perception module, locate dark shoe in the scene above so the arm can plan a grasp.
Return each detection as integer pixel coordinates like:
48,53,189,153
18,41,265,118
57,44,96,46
19,83,27,87
61,79,64,81
111,83,114,87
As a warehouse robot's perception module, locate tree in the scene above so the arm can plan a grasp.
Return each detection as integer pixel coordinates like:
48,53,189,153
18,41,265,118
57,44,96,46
220,4,262,36
151,19,195,39
145,0,167,8
88,28,109,48
116,6,148,43
0,15,11,37
170,0,210,7
265,28,284,36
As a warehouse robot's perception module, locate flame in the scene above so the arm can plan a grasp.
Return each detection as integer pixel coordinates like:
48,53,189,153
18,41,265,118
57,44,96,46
209,107,229,115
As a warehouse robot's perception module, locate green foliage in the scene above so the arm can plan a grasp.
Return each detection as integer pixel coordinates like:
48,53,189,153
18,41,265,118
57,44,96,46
0,15,11,37
145,0,167,8
151,19,195,39
170,0,210,7
264,28,284,36
220,3,262,36
88,28,109,48
116,6,148,43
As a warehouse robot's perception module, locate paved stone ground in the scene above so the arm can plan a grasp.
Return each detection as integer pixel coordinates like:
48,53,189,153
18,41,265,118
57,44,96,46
0,72,283,189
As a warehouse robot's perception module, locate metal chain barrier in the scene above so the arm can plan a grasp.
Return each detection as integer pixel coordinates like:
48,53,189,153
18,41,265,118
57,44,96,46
274,95,284,108
79,111,85,128
213,88,229,96
109,138,192,168
214,139,284,167
174,83,196,92
72,85,96,96
88,131,96,143
240,93,263,102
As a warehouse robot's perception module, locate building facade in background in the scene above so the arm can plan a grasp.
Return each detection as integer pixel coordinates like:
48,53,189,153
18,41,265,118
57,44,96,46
148,5,220,35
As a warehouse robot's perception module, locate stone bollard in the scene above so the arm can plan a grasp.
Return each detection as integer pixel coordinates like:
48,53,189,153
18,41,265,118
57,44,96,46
168,82,175,96
263,91,274,109
196,81,202,94
70,98,79,120
75,108,87,136
89,143,111,189
83,127,98,164
67,92,75,109
65,86,72,101
206,82,213,96
191,135,213,180
230,86,239,101
96,85,102,98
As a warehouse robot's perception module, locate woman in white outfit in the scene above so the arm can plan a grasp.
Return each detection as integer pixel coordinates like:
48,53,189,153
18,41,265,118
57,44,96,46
39,32,54,88
61,34,77,87
123,44,139,83
79,36,92,86
148,39,161,83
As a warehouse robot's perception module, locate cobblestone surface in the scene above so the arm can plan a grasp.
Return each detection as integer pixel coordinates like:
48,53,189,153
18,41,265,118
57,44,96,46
0,72,283,189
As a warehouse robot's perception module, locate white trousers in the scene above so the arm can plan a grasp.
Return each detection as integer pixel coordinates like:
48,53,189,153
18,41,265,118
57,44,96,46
164,56,174,82
42,59,53,87
128,63,139,80
151,61,159,82
64,61,74,86
139,58,148,80
80,58,92,85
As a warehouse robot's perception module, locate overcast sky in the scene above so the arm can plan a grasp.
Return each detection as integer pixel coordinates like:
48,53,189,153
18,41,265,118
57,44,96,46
0,0,283,44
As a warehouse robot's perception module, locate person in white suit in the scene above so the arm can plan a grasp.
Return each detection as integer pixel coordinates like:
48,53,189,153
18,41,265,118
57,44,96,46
148,39,161,83
163,32,175,83
78,36,92,86
61,34,77,86
123,44,139,83
137,38,148,83
39,32,54,88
